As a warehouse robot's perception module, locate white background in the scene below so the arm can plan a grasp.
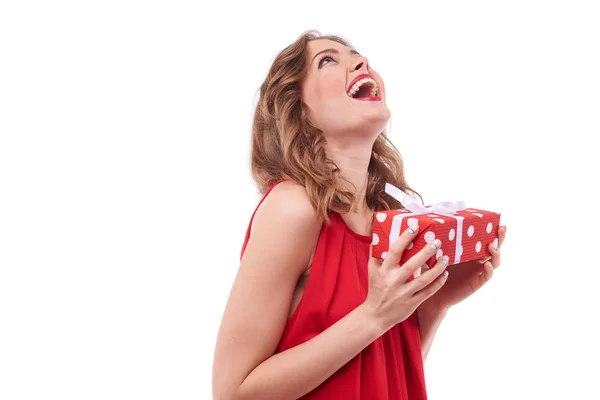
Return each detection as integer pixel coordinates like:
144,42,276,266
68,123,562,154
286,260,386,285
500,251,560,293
1,1,599,399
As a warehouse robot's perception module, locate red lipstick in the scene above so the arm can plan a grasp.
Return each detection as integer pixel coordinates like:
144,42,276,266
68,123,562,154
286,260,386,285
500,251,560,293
353,96,381,101
346,73,374,94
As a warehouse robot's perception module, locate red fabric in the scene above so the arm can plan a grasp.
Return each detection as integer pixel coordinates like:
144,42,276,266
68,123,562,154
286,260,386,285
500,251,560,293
240,179,428,399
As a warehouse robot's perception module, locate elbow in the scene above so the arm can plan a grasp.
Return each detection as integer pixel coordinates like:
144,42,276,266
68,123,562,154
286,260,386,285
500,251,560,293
214,380,259,400
212,387,238,400
212,376,243,400
214,389,247,400
212,394,234,400
212,360,240,400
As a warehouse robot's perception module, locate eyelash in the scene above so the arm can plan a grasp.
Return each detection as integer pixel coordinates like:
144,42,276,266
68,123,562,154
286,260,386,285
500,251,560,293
317,53,369,69
318,53,336,68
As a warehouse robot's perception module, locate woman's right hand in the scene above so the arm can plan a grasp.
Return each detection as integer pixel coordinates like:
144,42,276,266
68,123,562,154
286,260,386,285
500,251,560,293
364,224,449,332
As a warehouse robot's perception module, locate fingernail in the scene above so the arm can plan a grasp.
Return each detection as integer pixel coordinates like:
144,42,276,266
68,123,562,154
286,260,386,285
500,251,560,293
430,239,441,250
494,245,499,251
442,271,449,279
442,256,448,265
409,225,418,234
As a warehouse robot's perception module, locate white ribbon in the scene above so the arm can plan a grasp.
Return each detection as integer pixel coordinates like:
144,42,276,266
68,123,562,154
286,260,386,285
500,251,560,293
385,183,466,215
385,183,467,264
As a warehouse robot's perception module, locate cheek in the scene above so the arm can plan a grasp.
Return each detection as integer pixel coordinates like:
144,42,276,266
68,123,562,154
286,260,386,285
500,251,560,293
317,74,345,98
322,79,340,95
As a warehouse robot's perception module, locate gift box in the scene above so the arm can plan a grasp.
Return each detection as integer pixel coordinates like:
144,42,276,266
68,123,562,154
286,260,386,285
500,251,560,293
372,184,501,274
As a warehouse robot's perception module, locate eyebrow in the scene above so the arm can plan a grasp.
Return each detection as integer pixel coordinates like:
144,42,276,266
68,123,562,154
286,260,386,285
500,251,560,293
311,48,361,65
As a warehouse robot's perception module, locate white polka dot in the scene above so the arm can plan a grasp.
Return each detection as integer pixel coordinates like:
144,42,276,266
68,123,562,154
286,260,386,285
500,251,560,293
449,229,455,241
376,213,387,222
473,213,483,218
468,225,475,237
486,222,493,233
407,218,419,228
372,233,379,245
433,218,445,224
381,252,388,259
466,209,477,212
476,241,482,253
436,249,443,259
493,238,498,248
407,242,414,250
424,231,436,243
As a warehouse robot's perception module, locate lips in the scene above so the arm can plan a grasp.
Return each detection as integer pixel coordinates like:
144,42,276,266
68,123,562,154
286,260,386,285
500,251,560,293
346,73,374,94
353,96,381,101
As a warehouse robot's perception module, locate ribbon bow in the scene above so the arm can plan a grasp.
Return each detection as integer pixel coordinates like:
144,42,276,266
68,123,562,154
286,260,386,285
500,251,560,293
385,183,466,215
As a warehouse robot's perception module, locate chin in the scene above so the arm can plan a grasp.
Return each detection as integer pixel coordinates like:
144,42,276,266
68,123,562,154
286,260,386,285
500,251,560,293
322,107,391,138
363,107,391,131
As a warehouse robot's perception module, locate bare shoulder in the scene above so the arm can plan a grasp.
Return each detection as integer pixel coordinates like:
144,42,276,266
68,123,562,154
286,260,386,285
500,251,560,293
253,180,322,235
212,182,323,397
244,179,323,277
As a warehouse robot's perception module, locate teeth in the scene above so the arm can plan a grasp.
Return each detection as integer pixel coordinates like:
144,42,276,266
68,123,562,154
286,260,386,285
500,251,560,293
347,77,379,98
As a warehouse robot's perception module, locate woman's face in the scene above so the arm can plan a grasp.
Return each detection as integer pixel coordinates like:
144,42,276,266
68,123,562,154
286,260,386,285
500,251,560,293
301,39,391,142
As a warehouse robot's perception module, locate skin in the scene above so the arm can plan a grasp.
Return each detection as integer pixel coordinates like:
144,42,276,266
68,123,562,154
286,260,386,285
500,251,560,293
212,38,509,399
423,225,508,313
300,39,509,359
418,226,507,360
300,39,390,224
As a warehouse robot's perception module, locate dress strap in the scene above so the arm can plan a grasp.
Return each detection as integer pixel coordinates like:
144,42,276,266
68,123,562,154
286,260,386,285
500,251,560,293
240,179,287,259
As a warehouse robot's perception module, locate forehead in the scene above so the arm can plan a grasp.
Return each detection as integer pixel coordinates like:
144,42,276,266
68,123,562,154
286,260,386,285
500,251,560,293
306,39,356,59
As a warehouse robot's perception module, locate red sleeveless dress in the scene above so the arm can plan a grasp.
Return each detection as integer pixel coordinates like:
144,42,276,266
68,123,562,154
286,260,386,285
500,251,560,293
240,179,428,399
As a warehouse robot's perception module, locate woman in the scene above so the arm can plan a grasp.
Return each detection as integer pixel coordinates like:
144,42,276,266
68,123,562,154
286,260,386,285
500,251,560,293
212,30,507,399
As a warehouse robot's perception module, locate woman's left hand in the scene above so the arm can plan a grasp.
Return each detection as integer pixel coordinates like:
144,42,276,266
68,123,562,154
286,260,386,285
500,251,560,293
420,225,507,314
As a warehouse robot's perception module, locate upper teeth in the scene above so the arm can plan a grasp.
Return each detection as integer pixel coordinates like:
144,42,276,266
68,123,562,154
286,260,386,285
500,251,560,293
347,77,378,98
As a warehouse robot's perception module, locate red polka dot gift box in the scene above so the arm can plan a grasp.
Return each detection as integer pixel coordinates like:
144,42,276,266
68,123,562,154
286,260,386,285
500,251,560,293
372,184,501,274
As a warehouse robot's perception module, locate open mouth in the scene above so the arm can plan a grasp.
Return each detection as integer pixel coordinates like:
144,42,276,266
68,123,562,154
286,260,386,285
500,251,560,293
347,77,380,100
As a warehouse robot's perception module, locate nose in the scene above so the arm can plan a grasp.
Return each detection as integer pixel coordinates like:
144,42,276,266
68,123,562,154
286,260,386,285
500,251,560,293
350,56,369,72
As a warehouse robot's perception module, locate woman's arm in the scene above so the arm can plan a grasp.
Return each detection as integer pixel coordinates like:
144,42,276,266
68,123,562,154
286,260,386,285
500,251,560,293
416,301,448,361
212,182,385,400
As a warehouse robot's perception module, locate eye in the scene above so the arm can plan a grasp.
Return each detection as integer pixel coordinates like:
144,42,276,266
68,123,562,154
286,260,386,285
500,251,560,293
318,54,335,68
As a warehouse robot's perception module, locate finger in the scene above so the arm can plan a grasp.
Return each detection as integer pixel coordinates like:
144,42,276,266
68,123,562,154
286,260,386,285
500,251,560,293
477,261,494,287
381,224,420,270
368,244,384,271
419,251,443,274
412,262,449,304
488,242,502,268
417,261,429,276
406,255,449,294
469,262,494,294
396,238,442,283
497,225,507,248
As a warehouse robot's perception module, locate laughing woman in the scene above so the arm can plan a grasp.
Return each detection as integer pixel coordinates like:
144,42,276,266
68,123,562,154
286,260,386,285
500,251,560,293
212,30,507,400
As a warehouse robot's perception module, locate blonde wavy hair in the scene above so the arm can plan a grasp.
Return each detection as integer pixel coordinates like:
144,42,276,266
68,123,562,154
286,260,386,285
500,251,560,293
250,30,423,224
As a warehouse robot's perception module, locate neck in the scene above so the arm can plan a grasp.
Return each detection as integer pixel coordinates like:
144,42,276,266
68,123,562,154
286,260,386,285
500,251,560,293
324,142,372,215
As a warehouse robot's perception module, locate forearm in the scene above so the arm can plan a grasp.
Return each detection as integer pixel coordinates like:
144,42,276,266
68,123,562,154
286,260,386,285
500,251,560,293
417,302,448,361
233,304,384,400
